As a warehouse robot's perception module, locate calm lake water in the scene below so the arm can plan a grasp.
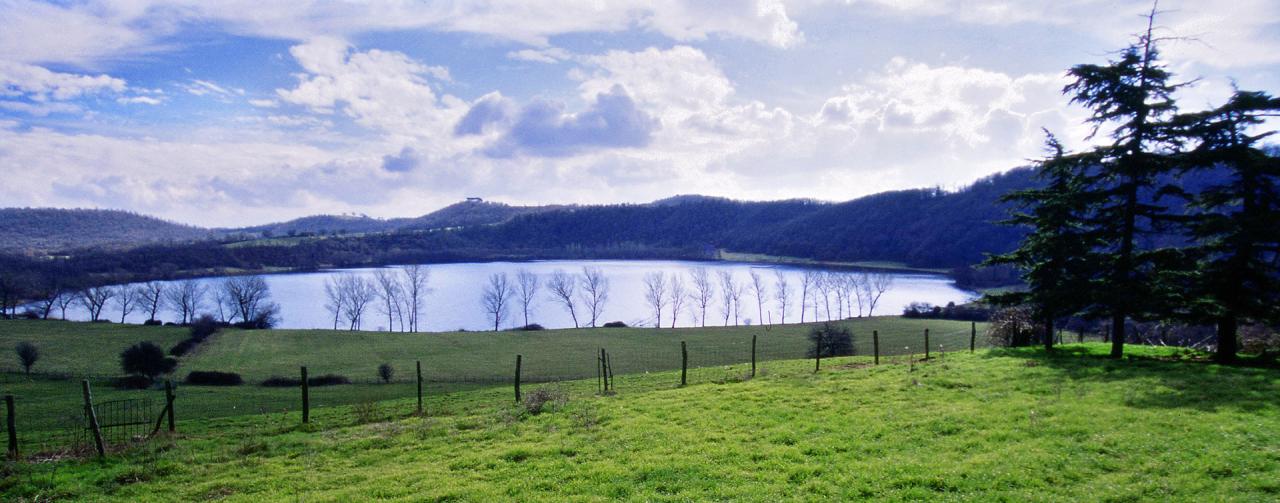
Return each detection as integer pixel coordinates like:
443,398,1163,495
65,260,975,331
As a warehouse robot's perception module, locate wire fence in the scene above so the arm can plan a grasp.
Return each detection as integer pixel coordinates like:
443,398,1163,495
1,321,989,459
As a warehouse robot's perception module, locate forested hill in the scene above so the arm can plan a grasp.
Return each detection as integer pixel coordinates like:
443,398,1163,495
0,168,1039,285
0,208,212,253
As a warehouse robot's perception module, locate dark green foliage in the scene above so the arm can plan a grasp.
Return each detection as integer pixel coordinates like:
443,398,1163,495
377,363,394,384
902,302,992,322
806,323,854,358
514,324,545,331
1173,91,1280,361
307,374,351,386
185,371,243,386
114,374,154,390
602,321,628,328
260,376,301,387
171,315,223,356
120,341,177,379
15,341,38,374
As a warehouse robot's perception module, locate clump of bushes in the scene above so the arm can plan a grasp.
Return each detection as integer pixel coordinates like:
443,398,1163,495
521,387,568,415
602,321,628,328
170,315,224,357
143,319,164,326
806,322,855,358
514,324,545,331
120,341,177,388
260,374,351,387
185,370,243,386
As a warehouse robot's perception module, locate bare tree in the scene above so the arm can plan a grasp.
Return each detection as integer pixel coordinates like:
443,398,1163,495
546,269,579,328
80,286,115,322
688,267,714,327
642,272,668,329
55,289,78,320
373,269,403,331
481,272,513,331
399,265,430,332
799,270,817,323
339,274,377,330
515,269,540,327
211,286,230,323
832,274,846,320
816,273,834,321
137,281,166,323
113,285,138,324
579,267,609,328
668,273,686,328
323,275,346,330
748,269,767,326
717,271,744,326
222,275,275,324
31,284,60,320
165,279,204,325
774,270,791,325
866,272,893,316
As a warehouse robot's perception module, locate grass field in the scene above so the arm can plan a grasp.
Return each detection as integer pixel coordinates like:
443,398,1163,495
1,343,1277,501
0,318,984,445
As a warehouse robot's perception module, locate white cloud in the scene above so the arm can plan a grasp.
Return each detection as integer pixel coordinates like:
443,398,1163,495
506,47,571,64
247,98,279,108
0,61,126,101
179,79,244,99
117,96,163,105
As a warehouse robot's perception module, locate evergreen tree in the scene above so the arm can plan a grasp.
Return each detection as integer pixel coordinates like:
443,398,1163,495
1175,90,1280,361
1062,6,1187,358
985,134,1103,351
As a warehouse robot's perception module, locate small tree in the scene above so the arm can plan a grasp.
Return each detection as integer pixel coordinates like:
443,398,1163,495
806,323,854,358
120,341,177,381
377,363,394,384
15,341,38,374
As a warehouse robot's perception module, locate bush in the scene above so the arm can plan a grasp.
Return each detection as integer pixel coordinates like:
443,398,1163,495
260,376,301,387
308,374,351,386
602,321,628,328
189,315,222,339
988,306,1039,347
806,323,855,358
233,303,279,330
185,370,243,386
514,324,545,331
522,387,568,415
115,375,153,390
120,341,177,379
377,363,394,383
169,339,199,357
143,319,163,326
15,341,38,374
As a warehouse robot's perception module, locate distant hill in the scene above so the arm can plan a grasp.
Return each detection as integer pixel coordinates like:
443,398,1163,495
236,214,403,237
0,208,212,253
399,201,563,231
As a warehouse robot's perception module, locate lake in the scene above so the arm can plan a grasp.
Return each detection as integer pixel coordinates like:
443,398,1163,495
62,260,975,331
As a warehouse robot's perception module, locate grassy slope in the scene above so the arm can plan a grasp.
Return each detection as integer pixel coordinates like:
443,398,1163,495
2,344,1277,501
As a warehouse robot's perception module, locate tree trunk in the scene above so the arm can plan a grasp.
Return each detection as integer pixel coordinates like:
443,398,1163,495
1043,317,1054,352
1215,314,1238,363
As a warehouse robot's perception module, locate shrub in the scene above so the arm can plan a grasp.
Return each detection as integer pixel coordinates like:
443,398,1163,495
988,306,1039,347
308,374,351,386
169,339,199,357
15,341,38,374
143,319,163,326
602,321,628,328
185,371,243,386
260,376,301,387
806,323,855,358
115,375,153,390
515,324,545,331
522,387,568,415
189,315,222,339
120,342,177,379
377,363,394,384
233,304,279,330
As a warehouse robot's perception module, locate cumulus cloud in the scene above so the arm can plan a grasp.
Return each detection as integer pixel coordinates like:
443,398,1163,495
454,92,515,136
380,147,420,173
0,61,126,101
478,86,658,158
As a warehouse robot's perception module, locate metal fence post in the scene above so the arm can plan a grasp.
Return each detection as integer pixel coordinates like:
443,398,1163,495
416,360,423,415
873,330,880,365
514,355,523,403
5,395,16,459
750,334,757,378
680,341,688,387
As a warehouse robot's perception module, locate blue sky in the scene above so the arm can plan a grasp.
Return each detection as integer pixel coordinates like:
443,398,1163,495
1,1,1277,227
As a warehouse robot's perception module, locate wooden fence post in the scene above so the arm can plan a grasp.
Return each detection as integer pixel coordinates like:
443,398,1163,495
680,341,688,387
873,330,880,365
924,329,930,360
514,355,523,403
5,395,16,459
164,380,175,433
301,366,310,424
750,334,757,378
605,350,614,391
81,380,105,457
970,322,976,353
814,332,822,373
416,360,423,415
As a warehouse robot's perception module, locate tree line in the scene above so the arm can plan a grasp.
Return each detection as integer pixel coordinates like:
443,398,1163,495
987,8,1280,362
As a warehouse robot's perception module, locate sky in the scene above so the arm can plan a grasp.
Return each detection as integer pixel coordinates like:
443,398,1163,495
1,1,1277,227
